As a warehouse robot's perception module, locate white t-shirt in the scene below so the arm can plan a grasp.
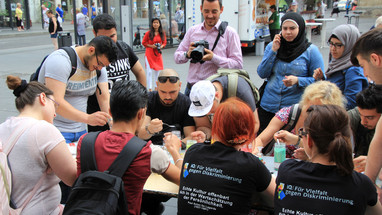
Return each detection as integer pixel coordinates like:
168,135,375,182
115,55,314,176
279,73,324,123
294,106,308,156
150,144,171,174
38,46,108,132
0,117,65,214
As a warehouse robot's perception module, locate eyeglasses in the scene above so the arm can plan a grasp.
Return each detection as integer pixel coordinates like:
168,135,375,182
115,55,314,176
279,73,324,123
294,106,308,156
46,96,60,109
95,52,105,68
158,76,179,83
298,127,308,138
327,41,344,49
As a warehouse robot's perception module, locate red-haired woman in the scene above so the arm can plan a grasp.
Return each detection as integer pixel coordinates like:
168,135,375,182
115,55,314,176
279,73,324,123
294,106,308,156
274,105,382,214
142,18,167,91
176,98,275,214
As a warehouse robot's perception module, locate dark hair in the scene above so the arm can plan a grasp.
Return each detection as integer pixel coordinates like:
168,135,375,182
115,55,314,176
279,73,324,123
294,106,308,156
351,28,382,66
149,18,165,41
212,98,256,146
110,80,148,122
202,0,223,8
304,105,354,176
356,84,382,113
270,5,276,10
6,75,53,111
92,13,117,34
46,9,53,14
87,35,118,63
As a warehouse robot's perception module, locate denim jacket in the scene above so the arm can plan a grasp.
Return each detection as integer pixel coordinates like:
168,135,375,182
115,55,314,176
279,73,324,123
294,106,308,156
326,66,368,110
257,42,324,113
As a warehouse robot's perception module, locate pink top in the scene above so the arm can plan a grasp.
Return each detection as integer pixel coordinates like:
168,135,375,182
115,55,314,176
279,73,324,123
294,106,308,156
174,20,243,84
0,117,64,214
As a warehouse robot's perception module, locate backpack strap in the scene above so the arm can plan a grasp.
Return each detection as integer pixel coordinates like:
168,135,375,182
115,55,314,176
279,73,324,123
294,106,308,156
4,121,47,211
107,136,147,177
80,132,146,178
60,46,77,79
117,40,129,56
80,131,101,172
227,73,238,98
211,21,228,51
261,104,302,155
282,104,302,131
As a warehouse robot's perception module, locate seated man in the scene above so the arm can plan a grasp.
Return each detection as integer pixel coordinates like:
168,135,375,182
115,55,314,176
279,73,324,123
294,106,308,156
138,69,195,146
349,85,382,172
188,78,259,142
76,80,181,215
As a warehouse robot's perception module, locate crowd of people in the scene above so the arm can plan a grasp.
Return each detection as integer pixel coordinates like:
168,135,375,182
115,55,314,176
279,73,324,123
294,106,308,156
2,0,382,214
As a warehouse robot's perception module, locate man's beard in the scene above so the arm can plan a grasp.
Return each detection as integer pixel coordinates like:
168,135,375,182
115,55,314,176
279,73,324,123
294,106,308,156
160,98,175,107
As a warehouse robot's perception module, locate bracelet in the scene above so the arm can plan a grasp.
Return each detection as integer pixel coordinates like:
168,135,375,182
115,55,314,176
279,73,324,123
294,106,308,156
175,158,184,165
295,136,301,147
145,125,154,135
201,130,209,140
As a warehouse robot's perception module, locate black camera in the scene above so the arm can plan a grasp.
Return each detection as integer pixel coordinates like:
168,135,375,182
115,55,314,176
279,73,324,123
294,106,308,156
190,40,209,64
154,43,162,54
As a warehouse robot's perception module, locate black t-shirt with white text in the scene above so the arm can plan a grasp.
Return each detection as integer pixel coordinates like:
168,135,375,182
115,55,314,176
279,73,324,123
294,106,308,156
178,142,272,215
274,159,378,215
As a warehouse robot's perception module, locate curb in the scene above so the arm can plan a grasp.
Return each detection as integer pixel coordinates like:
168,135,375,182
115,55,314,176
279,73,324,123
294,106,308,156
0,29,76,39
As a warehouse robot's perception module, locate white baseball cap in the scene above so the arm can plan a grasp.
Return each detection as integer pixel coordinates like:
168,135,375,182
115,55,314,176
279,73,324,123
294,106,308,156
188,80,215,117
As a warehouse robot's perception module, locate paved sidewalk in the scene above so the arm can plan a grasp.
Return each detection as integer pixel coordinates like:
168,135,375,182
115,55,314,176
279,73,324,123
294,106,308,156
0,21,82,39
0,10,376,39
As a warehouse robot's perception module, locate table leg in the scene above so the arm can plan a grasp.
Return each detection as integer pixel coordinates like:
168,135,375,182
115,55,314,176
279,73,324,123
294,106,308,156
320,21,327,48
306,27,312,42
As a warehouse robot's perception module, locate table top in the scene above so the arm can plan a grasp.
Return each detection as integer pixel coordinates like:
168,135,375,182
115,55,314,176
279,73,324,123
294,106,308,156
300,10,316,14
353,10,366,14
305,22,322,26
143,173,179,197
314,18,336,22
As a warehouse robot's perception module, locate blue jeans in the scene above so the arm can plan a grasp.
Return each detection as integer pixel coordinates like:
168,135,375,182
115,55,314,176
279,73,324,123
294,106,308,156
184,85,191,97
77,34,86,45
61,130,87,143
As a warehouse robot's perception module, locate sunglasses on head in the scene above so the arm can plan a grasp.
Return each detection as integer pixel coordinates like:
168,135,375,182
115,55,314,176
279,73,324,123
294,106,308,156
158,76,179,83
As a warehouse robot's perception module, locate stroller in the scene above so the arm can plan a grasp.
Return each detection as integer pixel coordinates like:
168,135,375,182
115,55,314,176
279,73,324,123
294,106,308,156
133,25,143,49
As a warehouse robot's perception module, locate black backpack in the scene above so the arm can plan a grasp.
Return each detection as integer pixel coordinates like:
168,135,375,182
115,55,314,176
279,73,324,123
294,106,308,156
63,131,147,215
30,46,77,82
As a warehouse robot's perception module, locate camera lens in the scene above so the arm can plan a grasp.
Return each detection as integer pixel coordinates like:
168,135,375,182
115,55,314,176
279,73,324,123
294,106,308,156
191,45,205,62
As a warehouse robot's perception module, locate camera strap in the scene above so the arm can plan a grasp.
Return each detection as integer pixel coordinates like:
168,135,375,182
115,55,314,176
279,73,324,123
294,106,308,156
211,21,228,51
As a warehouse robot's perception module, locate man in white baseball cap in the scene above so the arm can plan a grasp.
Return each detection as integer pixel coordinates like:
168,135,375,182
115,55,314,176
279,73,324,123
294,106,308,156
188,77,259,142
188,80,216,117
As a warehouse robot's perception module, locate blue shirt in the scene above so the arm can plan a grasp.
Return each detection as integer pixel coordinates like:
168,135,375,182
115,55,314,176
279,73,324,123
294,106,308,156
326,66,368,110
91,6,96,19
82,7,88,16
56,7,63,18
257,42,324,113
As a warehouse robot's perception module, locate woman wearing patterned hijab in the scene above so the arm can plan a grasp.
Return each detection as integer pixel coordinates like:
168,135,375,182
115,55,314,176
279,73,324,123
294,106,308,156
314,24,368,110
257,12,324,134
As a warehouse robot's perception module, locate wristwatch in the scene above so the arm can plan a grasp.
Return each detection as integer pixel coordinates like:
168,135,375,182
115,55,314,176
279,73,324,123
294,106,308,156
145,125,154,135
184,51,191,59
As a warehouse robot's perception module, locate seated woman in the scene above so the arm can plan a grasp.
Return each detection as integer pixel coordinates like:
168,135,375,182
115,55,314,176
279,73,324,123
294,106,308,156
274,104,382,214
314,24,368,110
254,81,344,157
176,98,275,214
0,76,76,214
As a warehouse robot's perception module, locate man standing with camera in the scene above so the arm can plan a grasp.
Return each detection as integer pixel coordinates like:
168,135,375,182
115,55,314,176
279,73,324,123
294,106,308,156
174,0,243,96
